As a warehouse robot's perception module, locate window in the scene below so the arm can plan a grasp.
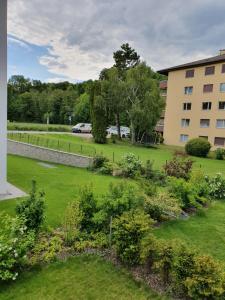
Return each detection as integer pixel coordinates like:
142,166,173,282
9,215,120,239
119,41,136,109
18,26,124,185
180,134,189,142
181,118,190,127
219,101,225,110
220,83,225,92
203,84,213,93
184,86,193,94
200,119,210,128
205,66,215,75
216,119,225,128
222,64,225,73
202,102,212,110
214,137,225,146
199,136,208,140
183,102,192,110
186,69,194,78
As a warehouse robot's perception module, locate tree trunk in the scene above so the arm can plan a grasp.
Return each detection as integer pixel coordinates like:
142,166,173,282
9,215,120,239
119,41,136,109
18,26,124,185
115,112,121,139
130,120,135,144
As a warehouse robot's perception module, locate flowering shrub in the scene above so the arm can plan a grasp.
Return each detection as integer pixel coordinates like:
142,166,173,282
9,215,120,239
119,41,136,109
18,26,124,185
119,153,143,178
0,213,35,281
163,155,193,180
205,173,225,200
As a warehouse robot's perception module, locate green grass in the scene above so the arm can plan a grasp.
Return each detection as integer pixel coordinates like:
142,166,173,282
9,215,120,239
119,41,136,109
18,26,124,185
0,255,168,300
3,155,123,227
8,132,225,176
8,122,72,132
155,201,225,261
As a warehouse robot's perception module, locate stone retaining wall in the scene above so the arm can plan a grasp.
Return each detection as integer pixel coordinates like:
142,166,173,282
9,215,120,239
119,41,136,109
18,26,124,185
8,139,93,168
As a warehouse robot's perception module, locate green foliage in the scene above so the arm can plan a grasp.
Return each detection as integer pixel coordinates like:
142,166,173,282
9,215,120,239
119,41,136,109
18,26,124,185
215,148,225,160
144,160,167,184
90,82,108,144
29,233,63,265
73,93,90,124
113,209,154,265
119,153,143,178
92,155,109,169
0,213,35,281
93,183,144,230
184,255,225,299
15,180,45,232
74,232,108,252
79,187,97,232
144,192,182,222
163,154,193,180
139,179,158,197
185,138,211,158
205,173,225,200
63,201,83,246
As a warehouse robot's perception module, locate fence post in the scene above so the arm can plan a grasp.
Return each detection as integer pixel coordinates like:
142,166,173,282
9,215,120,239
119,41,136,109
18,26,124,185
81,145,83,153
113,152,115,162
27,135,30,144
58,140,60,150
69,143,71,153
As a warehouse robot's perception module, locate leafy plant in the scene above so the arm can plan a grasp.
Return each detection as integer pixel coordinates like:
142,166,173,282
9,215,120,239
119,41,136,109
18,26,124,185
113,209,154,265
63,201,83,246
185,138,211,158
118,153,143,178
79,186,97,232
164,155,193,180
92,155,109,169
144,160,167,184
15,180,45,232
0,213,35,281
205,173,225,200
215,148,225,160
144,192,181,222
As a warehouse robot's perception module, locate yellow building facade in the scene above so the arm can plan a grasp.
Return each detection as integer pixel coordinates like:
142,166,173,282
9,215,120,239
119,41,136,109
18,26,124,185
158,52,225,149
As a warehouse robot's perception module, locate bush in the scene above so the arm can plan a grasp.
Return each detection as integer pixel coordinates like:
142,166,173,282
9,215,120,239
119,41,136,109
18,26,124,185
113,209,154,265
139,180,158,197
93,183,144,231
15,180,45,232
0,213,35,281
63,201,83,246
215,148,225,160
118,153,143,178
144,192,182,222
144,160,167,184
185,138,211,158
205,173,225,200
92,155,109,169
184,255,225,299
98,162,113,175
164,155,193,180
79,187,97,232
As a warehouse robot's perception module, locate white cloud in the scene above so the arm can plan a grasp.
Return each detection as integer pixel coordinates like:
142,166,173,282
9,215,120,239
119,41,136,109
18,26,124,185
8,36,31,51
8,0,225,81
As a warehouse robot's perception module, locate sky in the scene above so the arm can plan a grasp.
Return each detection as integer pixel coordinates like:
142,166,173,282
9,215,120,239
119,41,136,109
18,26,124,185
8,0,225,83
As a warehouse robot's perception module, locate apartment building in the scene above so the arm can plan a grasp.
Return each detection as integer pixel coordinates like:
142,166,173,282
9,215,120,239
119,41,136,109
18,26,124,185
158,50,225,149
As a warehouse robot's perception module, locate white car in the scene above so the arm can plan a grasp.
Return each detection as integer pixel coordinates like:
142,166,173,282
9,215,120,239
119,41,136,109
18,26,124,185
72,123,92,133
107,126,130,138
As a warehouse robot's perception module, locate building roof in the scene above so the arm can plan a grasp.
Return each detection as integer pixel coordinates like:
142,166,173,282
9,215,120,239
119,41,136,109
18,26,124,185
157,53,225,76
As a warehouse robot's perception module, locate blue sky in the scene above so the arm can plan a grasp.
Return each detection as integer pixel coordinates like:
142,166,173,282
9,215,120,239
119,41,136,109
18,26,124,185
8,0,225,83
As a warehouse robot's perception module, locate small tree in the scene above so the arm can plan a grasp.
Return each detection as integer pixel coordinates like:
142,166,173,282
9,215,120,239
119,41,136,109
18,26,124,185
185,138,211,157
15,181,45,232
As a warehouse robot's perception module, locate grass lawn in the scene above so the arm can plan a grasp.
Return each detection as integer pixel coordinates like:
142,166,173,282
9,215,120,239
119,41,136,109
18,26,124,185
155,201,225,261
8,132,225,176
8,122,72,132
3,155,123,227
0,255,168,300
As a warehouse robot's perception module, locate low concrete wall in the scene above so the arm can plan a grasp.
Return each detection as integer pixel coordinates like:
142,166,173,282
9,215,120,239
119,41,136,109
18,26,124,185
8,139,93,168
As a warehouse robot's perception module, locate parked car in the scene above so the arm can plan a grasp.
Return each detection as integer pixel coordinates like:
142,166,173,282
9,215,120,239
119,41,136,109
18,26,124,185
72,123,92,133
107,126,130,138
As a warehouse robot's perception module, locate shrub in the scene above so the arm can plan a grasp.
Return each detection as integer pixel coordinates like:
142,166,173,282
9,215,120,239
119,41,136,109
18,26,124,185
168,177,201,210
205,173,225,200
215,148,225,160
189,170,210,201
139,180,158,197
29,233,63,265
113,209,154,265
15,180,45,232
118,153,143,178
63,201,83,246
92,155,109,169
144,160,167,184
164,155,193,180
98,162,113,175
0,213,35,281
144,192,182,222
93,183,144,231
184,255,225,299
79,186,97,232
185,138,211,158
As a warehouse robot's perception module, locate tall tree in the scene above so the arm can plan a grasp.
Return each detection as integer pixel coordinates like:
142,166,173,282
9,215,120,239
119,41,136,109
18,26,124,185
124,62,165,144
90,82,108,144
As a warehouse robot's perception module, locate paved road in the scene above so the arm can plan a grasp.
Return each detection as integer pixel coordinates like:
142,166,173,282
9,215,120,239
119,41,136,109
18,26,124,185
8,130,93,139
